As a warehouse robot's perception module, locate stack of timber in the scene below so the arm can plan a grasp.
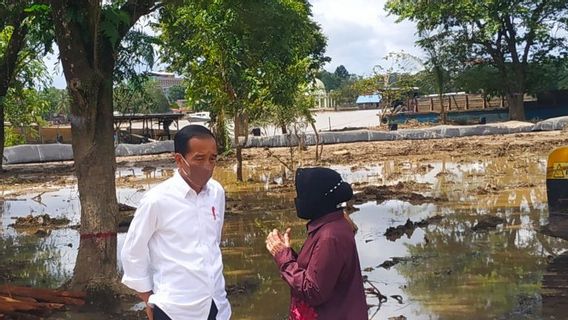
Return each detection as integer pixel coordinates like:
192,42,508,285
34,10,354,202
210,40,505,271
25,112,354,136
0,285,85,319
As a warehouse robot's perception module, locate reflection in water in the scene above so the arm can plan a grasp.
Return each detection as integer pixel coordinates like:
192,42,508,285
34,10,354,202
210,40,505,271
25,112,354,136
1,157,567,319
396,206,565,320
0,231,74,288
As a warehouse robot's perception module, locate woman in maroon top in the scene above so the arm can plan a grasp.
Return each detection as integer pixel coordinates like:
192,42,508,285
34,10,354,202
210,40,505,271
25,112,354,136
266,167,367,320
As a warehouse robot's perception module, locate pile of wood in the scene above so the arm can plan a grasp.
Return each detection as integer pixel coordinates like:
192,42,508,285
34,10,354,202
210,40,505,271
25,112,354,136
0,285,85,319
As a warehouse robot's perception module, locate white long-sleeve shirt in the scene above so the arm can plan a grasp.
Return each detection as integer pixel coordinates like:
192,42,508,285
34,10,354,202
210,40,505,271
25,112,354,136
121,171,231,320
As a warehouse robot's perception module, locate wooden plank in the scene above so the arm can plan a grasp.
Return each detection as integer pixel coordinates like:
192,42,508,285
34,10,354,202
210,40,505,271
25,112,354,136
0,295,65,313
0,286,85,305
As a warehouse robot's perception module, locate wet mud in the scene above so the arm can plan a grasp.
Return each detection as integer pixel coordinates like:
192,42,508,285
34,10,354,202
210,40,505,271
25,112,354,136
2,130,568,319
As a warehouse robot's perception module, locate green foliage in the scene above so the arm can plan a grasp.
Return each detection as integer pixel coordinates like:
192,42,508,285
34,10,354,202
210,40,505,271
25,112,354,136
159,0,328,145
317,70,341,91
454,64,504,97
317,65,353,92
3,88,48,146
4,88,48,126
22,3,49,14
334,65,350,80
0,26,50,89
101,6,131,48
22,2,54,56
525,57,568,94
331,78,360,105
115,29,158,84
114,79,172,114
40,87,70,119
4,126,24,146
386,0,568,119
1,19,50,147
166,84,186,103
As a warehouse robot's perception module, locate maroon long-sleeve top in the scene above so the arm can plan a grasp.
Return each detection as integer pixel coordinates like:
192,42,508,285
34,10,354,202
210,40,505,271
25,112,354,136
274,211,368,320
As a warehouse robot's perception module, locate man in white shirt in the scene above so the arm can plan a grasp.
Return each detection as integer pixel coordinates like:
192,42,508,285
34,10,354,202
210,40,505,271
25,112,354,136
121,125,231,320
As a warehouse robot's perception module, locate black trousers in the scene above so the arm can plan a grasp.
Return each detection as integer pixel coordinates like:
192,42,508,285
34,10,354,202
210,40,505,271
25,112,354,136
154,301,218,320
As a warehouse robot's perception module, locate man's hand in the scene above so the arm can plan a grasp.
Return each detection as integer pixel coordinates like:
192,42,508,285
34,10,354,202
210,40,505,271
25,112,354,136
266,228,291,256
138,291,153,320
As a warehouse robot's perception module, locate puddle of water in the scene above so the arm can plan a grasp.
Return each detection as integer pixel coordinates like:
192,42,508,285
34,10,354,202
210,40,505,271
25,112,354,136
1,156,566,319
353,201,437,320
394,205,564,320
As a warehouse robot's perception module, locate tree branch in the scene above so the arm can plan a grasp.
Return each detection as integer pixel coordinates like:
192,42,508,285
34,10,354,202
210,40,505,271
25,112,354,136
522,0,547,64
503,14,520,65
0,8,28,95
118,0,161,40
50,0,94,80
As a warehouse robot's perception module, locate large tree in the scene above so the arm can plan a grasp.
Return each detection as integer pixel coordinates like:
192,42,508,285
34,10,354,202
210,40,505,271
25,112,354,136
49,0,161,294
160,0,327,181
0,1,51,170
334,65,350,80
317,65,353,92
386,0,568,120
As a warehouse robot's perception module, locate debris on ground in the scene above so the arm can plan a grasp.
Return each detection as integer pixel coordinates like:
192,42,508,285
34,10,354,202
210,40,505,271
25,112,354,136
349,184,444,208
118,203,136,212
384,215,444,241
9,214,70,233
0,284,85,320
378,257,412,270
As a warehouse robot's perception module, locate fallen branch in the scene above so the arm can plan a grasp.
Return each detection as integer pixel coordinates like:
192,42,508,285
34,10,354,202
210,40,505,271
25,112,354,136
265,149,293,172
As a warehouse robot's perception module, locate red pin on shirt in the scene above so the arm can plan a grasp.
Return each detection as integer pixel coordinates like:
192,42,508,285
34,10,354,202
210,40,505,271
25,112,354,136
212,206,216,220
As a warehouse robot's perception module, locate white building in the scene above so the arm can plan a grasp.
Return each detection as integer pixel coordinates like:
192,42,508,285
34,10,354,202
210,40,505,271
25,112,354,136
310,78,335,109
149,71,184,96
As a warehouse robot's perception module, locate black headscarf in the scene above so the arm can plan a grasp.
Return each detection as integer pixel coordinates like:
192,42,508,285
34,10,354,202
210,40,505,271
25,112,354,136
294,167,354,220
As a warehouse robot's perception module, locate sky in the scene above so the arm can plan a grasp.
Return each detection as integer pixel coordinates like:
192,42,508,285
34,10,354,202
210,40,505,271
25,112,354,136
46,0,422,89
310,0,423,76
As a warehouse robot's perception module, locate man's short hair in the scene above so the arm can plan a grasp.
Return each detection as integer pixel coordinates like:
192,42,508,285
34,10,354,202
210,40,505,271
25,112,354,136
174,125,216,156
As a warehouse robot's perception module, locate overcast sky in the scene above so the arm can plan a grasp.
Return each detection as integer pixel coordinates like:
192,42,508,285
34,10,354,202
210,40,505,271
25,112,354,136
47,0,422,88
310,0,423,76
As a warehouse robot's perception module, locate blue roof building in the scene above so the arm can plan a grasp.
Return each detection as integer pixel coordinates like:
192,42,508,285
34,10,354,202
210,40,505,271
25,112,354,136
356,94,382,104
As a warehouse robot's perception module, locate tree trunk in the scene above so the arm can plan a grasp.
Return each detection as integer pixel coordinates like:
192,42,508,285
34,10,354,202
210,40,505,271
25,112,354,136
51,1,158,296
439,93,446,124
0,101,5,172
234,113,243,182
236,145,243,181
310,121,321,162
50,3,117,296
211,108,229,153
507,92,525,121
69,74,119,291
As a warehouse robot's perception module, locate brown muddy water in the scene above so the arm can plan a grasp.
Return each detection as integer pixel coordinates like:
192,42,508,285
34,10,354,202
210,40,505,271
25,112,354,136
1,157,567,320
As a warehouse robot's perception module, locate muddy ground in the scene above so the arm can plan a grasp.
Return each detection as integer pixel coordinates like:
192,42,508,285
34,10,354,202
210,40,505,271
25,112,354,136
1,130,568,319
2,130,567,195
